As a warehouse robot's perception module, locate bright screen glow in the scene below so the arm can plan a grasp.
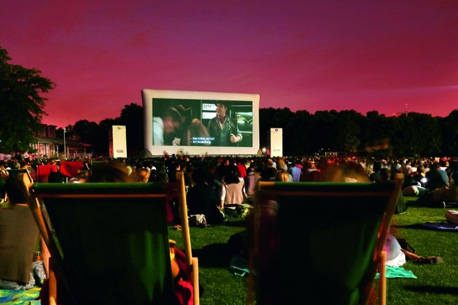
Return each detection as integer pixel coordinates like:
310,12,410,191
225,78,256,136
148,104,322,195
142,89,260,156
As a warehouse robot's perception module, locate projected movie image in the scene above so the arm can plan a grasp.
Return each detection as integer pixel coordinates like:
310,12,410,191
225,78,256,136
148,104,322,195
142,89,259,156
152,98,253,147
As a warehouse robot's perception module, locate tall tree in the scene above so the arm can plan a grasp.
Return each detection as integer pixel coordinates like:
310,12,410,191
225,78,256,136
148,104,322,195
73,120,100,147
0,46,55,152
116,103,144,157
96,118,116,156
259,107,295,155
362,111,392,158
309,110,339,153
441,110,458,156
289,110,312,155
335,110,363,153
408,113,442,156
259,108,277,149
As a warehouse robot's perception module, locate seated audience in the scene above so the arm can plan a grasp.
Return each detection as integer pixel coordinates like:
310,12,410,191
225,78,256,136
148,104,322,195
401,173,427,197
136,168,151,183
412,164,427,188
291,160,303,182
430,172,458,205
187,167,224,224
221,165,247,209
369,161,382,182
260,158,277,181
425,162,449,191
68,170,90,183
245,162,260,201
0,172,46,289
88,161,134,182
418,164,456,207
276,169,292,182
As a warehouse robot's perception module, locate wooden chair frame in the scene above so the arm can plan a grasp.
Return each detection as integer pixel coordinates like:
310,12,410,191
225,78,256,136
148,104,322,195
247,174,403,305
19,171,199,305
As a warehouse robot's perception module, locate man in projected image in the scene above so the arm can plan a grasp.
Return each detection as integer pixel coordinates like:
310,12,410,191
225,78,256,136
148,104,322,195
207,101,242,146
153,106,182,145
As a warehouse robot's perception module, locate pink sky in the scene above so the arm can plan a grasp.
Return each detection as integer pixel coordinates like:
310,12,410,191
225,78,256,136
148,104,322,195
1,0,457,128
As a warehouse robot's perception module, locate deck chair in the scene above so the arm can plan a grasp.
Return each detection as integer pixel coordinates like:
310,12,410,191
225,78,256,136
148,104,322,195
247,174,403,305
18,171,199,305
0,170,40,286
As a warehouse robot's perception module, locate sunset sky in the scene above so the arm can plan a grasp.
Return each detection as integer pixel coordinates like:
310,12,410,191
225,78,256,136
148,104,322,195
1,0,457,128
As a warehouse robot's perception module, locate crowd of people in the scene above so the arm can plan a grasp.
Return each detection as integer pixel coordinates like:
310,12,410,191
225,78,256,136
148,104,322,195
2,154,458,209
1,153,457,291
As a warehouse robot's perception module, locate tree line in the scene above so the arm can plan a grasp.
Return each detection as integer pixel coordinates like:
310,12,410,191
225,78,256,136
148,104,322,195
259,108,458,158
1,44,457,158
60,105,458,159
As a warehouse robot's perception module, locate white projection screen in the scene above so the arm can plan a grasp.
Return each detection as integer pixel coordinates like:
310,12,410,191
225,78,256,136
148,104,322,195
142,89,260,156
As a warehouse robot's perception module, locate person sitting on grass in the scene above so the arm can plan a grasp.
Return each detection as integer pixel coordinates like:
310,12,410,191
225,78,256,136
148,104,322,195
0,171,46,290
429,171,458,207
187,167,224,224
417,166,457,208
220,165,247,211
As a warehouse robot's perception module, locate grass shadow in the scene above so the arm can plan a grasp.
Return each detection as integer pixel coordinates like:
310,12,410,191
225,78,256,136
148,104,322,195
392,224,433,230
404,197,427,208
392,223,458,231
404,285,458,295
405,197,458,209
222,219,247,227
193,243,233,268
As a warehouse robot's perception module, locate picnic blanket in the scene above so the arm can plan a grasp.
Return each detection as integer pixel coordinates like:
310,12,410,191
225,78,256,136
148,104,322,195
229,255,418,280
230,254,249,277
0,287,41,304
422,222,458,231
375,266,417,279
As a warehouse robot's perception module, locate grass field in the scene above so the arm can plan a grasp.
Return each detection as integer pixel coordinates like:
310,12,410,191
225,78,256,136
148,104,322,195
169,197,458,305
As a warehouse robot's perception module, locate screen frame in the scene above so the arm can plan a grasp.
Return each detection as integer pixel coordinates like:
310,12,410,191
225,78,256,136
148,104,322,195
142,89,260,156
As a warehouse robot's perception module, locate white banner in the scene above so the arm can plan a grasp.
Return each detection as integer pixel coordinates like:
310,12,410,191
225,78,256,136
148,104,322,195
111,125,127,158
270,128,283,157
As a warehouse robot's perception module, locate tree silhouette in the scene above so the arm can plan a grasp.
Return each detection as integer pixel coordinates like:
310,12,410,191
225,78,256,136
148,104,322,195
115,103,144,157
65,104,458,158
441,110,458,156
0,45,55,152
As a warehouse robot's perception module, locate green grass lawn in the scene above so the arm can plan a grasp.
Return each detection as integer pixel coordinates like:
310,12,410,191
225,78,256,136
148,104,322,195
169,197,458,305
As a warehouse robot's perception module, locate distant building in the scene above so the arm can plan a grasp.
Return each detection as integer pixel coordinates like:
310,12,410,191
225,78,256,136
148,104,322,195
31,124,91,159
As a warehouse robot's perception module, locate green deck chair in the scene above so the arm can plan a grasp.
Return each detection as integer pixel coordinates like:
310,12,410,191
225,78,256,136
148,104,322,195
19,171,199,305
247,174,403,305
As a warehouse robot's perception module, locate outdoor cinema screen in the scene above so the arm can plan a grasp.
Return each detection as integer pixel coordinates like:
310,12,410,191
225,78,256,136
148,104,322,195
142,89,260,156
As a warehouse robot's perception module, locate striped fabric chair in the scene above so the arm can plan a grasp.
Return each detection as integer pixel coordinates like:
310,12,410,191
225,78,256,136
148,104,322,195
19,171,199,305
248,174,403,305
